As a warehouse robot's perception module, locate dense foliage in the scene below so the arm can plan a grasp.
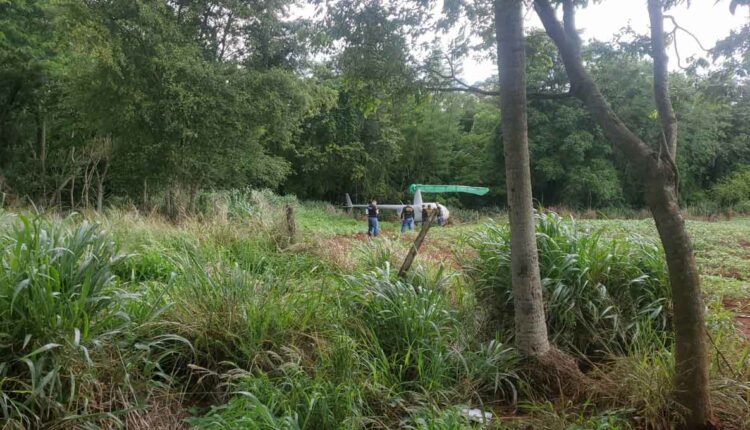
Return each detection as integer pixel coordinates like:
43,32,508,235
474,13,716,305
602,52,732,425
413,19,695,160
1,1,749,211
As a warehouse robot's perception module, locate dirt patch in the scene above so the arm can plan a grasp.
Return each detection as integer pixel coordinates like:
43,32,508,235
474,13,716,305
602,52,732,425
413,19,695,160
319,231,460,270
723,298,750,341
739,239,750,248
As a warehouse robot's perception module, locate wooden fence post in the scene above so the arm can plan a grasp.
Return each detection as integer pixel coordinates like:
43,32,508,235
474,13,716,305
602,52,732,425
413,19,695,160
285,204,296,245
398,212,436,280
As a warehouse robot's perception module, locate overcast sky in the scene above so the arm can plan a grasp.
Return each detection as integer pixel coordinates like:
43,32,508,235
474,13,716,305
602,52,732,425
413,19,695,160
461,0,749,82
294,0,748,83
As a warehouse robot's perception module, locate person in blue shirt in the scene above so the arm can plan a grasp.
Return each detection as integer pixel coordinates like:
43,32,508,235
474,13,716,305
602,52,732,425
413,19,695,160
401,200,415,233
366,200,379,237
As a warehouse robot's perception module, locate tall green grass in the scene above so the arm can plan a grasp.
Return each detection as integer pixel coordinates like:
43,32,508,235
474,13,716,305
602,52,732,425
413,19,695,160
345,268,520,409
2,194,746,429
0,215,127,427
164,252,327,374
188,266,521,429
465,212,671,356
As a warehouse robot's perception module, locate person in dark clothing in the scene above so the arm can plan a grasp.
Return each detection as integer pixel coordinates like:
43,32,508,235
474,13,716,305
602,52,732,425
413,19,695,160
436,204,445,226
401,200,415,233
420,204,429,229
366,200,379,237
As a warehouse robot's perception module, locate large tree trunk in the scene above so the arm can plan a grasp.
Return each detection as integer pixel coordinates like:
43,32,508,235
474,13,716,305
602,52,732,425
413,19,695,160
646,1,710,425
646,172,712,428
534,1,713,427
495,0,550,357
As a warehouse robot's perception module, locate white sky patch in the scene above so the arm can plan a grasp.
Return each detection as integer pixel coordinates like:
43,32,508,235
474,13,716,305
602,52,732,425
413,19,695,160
290,0,749,83
462,0,749,83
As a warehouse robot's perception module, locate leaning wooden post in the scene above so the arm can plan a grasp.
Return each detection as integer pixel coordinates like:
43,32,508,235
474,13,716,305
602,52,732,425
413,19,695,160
398,212,436,280
285,204,296,245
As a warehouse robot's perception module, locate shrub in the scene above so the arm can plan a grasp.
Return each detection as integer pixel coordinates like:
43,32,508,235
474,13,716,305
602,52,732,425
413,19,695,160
345,268,520,404
0,216,127,427
355,238,404,272
164,251,327,374
187,363,367,430
112,245,177,283
465,212,671,356
711,165,750,207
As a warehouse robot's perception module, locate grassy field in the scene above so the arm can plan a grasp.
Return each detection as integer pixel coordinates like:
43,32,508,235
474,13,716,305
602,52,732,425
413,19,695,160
1,192,749,429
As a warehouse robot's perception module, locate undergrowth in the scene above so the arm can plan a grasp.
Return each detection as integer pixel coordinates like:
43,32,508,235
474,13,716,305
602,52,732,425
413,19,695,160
465,211,671,357
0,198,748,429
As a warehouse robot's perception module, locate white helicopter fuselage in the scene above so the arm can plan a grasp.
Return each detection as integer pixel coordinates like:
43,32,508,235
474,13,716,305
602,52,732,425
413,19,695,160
345,190,449,223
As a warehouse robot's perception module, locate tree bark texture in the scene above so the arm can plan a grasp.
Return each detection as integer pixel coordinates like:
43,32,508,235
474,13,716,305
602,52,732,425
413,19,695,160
495,0,550,357
648,0,678,159
534,1,713,427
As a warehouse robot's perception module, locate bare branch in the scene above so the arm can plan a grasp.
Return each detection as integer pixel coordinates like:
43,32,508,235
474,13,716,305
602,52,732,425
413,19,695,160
663,15,710,53
425,86,500,96
671,28,689,70
427,57,501,96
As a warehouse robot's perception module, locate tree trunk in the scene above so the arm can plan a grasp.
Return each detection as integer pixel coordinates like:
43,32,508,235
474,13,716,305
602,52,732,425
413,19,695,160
96,159,108,212
37,108,46,198
646,172,712,428
188,183,198,214
70,176,75,210
534,1,713,426
82,163,92,210
495,0,550,357
143,178,149,209
648,0,678,159
218,13,234,61
165,182,178,221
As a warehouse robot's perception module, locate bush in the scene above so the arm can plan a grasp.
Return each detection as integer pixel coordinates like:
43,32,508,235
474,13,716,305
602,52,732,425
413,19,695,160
355,238,404,272
711,165,750,208
0,216,127,426
163,250,328,375
465,212,671,357
345,268,520,403
188,363,367,430
348,269,461,393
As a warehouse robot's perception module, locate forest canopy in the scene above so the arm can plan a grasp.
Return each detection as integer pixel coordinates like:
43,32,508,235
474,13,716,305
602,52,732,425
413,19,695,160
1,0,749,211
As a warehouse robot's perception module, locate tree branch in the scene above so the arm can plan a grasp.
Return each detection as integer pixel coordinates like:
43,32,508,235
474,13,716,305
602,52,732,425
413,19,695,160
649,0,678,161
424,43,573,100
533,0,655,164
425,86,500,96
427,58,502,96
663,15,710,53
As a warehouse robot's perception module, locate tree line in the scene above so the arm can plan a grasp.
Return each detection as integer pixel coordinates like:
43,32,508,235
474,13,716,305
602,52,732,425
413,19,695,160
1,0,748,213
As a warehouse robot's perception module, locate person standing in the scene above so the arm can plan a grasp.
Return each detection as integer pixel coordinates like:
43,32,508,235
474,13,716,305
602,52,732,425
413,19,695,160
401,200,415,233
367,200,379,237
420,204,429,229
436,204,445,226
